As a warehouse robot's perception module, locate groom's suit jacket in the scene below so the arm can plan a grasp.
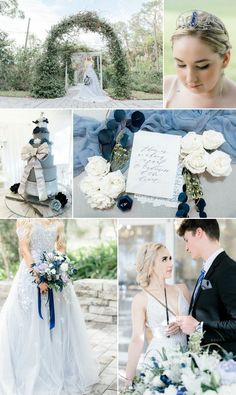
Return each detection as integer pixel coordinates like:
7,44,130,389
189,251,236,355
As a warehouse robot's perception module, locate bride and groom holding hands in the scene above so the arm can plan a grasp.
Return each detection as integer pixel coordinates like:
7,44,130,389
125,219,236,383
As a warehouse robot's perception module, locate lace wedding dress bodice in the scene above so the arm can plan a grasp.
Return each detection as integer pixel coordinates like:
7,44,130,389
144,288,189,366
0,221,98,395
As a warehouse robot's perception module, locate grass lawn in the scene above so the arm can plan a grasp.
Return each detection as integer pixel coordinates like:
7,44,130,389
130,91,162,100
0,91,31,97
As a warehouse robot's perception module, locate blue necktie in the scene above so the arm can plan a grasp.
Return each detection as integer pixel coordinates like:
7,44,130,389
192,269,206,305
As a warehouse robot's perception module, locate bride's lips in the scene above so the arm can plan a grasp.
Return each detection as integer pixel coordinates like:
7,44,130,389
188,84,202,89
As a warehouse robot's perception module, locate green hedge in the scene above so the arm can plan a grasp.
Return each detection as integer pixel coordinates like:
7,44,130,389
67,241,117,280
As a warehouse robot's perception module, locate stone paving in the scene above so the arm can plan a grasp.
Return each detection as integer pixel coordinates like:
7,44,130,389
0,297,117,394
0,86,162,109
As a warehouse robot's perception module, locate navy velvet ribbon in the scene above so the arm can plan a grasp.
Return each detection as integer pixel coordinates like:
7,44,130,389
37,286,55,330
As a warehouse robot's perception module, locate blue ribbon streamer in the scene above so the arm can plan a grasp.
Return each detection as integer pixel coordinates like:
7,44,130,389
48,288,55,330
37,286,55,330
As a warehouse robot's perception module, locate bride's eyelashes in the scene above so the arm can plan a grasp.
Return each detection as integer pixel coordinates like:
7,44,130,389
161,256,172,262
176,63,210,70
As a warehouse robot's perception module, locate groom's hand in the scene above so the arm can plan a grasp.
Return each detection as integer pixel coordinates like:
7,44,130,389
176,316,199,335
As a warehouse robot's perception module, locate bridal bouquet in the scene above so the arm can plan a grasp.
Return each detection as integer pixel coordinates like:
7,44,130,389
176,130,232,218
32,250,77,292
121,333,236,395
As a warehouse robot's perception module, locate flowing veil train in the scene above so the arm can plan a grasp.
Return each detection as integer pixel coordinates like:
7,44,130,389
75,61,110,102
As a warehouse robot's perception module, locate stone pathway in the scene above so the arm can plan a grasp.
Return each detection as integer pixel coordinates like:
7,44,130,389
0,298,117,394
0,87,162,109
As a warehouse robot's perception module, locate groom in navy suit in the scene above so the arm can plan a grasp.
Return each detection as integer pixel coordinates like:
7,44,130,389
176,219,236,355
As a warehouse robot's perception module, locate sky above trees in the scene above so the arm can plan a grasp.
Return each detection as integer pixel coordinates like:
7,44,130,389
0,0,146,46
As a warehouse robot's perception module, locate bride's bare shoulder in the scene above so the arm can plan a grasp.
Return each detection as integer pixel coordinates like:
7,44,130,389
176,283,191,303
132,291,147,308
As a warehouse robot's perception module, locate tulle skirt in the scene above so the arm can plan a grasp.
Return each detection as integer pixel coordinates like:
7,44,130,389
0,261,98,395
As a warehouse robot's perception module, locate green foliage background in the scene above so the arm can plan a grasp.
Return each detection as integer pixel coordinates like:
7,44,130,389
0,220,117,281
164,0,236,81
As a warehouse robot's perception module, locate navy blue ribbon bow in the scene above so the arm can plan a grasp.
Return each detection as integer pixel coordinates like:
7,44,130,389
37,287,55,330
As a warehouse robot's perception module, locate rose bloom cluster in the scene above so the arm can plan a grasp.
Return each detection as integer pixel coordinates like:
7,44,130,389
181,130,232,177
80,156,126,209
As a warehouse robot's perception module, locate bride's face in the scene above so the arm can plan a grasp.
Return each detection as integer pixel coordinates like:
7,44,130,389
172,35,230,94
152,247,173,280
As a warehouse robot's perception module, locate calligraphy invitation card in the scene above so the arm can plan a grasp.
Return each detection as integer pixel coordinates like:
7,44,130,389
126,131,181,199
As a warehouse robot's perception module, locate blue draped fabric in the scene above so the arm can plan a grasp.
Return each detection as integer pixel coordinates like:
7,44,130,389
73,110,236,175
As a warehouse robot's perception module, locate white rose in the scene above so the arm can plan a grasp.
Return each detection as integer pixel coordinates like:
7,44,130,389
184,148,208,174
34,138,41,145
143,370,154,384
60,263,68,272
51,269,56,275
218,384,236,395
152,376,164,386
85,156,110,177
143,390,153,395
202,130,225,150
204,391,219,395
165,386,178,395
207,151,232,177
100,170,126,198
87,192,115,209
80,175,101,196
181,132,203,154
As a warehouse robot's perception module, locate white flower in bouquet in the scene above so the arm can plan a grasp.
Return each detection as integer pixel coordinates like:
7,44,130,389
204,390,218,395
51,269,56,275
181,366,202,394
34,138,41,145
165,386,178,395
184,148,209,174
60,262,68,272
181,132,203,155
100,170,126,198
194,352,221,373
143,390,153,395
202,130,225,150
151,376,165,387
87,192,115,209
207,151,232,177
85,156,110,177
143,369,154,384
218,384,236,395
47,252,54,259
80,175,101,196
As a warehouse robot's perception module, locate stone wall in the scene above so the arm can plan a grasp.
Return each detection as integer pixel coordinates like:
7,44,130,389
0,279,117,324
74,279,117,324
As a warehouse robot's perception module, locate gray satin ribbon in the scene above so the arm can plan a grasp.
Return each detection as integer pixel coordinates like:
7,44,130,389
18,143,49,201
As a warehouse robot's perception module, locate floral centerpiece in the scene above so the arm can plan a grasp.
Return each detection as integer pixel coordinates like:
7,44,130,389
121,333,236,395
176,130,232,218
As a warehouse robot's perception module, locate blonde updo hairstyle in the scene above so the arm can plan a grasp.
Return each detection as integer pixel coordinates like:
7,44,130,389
171,11,231,58
136,242,165,288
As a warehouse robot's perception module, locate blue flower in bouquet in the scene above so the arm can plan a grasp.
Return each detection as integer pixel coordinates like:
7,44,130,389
32,250,77,292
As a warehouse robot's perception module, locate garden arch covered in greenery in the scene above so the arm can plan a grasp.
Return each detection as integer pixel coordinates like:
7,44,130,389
31,11,130,99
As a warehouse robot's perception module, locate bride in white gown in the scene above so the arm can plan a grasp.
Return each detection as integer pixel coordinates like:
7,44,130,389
125,242,190,385
0,219,98,395
75,56,110,102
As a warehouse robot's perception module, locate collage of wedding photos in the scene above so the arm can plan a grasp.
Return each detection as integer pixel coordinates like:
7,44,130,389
0,0,236,394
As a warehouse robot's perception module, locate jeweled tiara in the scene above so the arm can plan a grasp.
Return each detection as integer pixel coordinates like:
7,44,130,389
176,10,225,31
